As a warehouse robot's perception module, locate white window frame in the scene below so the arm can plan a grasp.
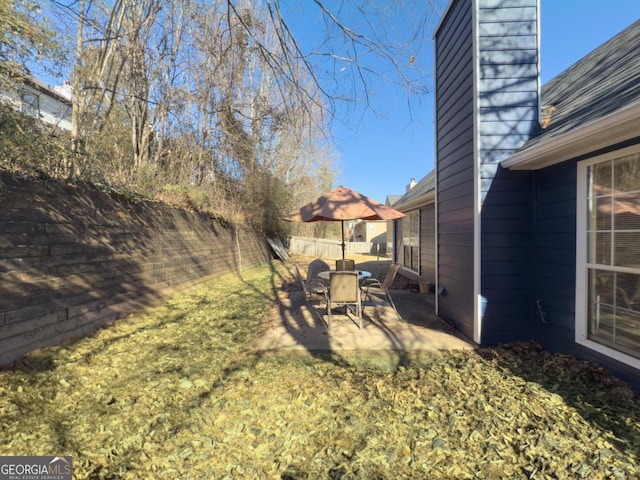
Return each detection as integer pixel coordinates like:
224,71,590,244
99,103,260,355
575,144,640,370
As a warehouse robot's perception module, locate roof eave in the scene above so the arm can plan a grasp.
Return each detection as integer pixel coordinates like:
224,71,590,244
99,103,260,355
394,191,436,213
22,76,72,106
434,0,455,39
502,101,640,170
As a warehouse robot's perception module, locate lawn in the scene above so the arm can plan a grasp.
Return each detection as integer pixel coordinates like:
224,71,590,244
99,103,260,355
1,261,639,479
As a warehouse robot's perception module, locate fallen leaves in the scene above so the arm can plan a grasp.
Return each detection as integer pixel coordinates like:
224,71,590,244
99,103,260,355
0,263,639,479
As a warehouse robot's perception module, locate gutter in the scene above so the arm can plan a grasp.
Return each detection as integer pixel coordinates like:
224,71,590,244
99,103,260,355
394,191,435,213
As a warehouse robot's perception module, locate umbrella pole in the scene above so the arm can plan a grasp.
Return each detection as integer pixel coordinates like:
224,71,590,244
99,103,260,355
341,220,346,259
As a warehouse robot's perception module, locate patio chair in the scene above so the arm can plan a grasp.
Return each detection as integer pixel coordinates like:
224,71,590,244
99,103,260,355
307,259,330,286
361,263,401,320
293,265,326,300
325,271,363,330
335,259,356,271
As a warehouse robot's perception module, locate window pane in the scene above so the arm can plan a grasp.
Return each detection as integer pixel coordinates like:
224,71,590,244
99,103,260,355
402,217,410,245
589,303,615,342
612,193,640,230
591,161,612,195
615,309,640,354
407,211,419,247
589,270,640,359
587,231,611,265
614,154,640,193
21,92,39,117
403,214,415,247
615,273,640,311
411,246,419,271
584,153,640,362
614,232,640,268
590,269,614,307
594,197,613,229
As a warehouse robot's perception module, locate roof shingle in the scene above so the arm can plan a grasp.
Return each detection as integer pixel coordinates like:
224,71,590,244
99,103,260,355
518,18,640,153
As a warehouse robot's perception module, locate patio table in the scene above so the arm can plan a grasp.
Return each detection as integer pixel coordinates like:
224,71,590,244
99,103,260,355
317,270,371,282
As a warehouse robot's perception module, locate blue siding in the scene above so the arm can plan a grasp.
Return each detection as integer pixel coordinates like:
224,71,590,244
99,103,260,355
532,161,577,335
435,0,640,388
477,0,539,345
421,204,436,285
480,169,534,345
435,0,475,339
531,150,640,388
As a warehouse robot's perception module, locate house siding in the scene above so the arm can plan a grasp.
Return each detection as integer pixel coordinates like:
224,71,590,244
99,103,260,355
532,148,640,387
532,161,576,343
436,0,640,388
436,0,539,342
477,0,538,344
0,77,72,131
421,203,436,285
435,0,475,339
394,220,403,262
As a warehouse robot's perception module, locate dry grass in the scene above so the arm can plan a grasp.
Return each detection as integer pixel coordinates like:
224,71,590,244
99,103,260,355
1,260,640,479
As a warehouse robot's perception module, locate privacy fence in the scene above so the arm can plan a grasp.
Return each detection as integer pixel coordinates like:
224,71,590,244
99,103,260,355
288,236,389,259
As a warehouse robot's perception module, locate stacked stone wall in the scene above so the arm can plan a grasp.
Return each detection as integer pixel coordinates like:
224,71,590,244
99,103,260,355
0,172,271,365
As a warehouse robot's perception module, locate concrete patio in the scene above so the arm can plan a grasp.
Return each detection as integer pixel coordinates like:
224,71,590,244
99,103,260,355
254,282,476,367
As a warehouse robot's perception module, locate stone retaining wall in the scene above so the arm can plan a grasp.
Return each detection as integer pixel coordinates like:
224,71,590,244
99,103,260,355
0,172,271,366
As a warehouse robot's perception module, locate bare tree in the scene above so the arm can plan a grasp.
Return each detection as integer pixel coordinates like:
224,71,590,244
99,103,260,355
0,0,65,77
241,0,440,121
42,0,439,235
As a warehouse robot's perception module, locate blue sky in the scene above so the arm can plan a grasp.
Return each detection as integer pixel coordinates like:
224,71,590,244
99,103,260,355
30,1,640,204
315,1,640,203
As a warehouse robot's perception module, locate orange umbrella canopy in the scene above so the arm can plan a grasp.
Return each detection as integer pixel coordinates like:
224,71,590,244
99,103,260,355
283,186,406,223
284,186,406,259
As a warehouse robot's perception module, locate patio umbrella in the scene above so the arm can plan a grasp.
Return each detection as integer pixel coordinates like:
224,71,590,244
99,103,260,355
283,185,406,259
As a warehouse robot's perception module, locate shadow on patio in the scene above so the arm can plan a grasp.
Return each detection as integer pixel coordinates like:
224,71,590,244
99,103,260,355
254,257,475,369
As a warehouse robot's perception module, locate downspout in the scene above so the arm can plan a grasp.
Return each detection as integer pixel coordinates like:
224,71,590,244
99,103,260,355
472,0,482,344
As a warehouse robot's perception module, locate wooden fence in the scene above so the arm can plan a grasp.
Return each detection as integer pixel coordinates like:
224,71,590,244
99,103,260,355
288,236,389,260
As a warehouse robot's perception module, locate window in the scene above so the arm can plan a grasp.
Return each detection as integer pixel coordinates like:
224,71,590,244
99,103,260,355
402,210,419,271
21,91,40,118
576,148,640,367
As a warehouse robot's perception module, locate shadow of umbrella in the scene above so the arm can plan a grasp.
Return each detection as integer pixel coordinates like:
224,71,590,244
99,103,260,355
283,186,405,259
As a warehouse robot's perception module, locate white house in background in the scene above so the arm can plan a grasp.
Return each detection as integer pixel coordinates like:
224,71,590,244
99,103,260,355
0,75,72,132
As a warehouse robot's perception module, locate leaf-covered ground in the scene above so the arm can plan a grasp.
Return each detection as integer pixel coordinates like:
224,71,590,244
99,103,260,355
1,261,639,479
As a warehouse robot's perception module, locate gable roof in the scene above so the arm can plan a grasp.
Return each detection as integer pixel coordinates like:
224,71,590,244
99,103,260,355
503,19,640,170
386,194,402,207
392,170,436,211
